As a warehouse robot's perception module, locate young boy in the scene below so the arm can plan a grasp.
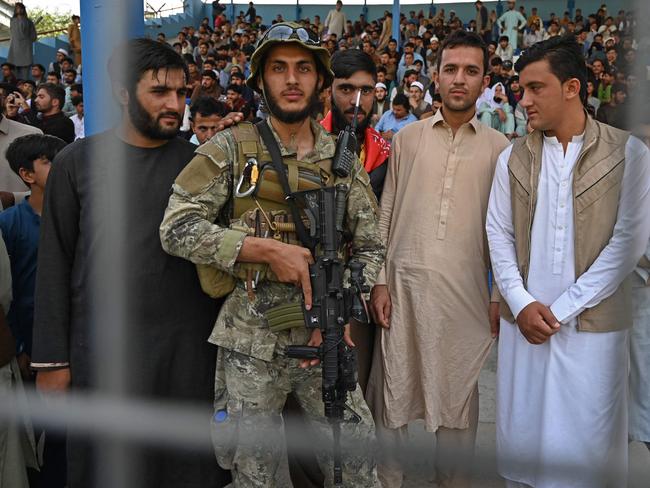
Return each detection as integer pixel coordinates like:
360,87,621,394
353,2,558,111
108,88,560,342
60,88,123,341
70,95,84,140
0,134,66,379
496,35,514,62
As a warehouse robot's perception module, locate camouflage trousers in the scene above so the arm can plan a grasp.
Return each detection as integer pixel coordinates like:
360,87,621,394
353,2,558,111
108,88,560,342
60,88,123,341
210,327,379,487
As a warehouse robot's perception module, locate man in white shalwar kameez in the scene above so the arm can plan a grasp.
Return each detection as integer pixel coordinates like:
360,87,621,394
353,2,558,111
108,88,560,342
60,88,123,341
486,36,650,488
497,1,526,50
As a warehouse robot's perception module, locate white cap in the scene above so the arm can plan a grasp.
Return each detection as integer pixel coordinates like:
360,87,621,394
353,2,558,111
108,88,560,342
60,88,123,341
430,36,439,42
410,81,424,92
57,48,69,56
375,82,387,90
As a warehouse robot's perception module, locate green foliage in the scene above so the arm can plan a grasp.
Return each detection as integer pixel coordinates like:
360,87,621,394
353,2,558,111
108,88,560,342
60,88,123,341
28,7,73,39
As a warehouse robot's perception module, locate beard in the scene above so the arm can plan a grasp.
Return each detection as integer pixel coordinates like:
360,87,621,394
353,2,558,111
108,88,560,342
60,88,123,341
263,79,320,124
128,93,181,140
331,98,370,136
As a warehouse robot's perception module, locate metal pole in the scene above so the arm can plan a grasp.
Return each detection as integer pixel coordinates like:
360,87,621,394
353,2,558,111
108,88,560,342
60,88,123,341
392,0,400,48
296,0,301,22
567,0,575,18
80,0,143,136
430,0,436,19
363,0,368,19
230,0,235,24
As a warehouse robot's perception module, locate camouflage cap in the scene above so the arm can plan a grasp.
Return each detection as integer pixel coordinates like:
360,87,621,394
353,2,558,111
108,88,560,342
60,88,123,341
246,22,334,93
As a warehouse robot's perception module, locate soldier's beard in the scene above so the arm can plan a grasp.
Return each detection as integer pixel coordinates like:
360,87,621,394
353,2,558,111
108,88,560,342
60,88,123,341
331,98,370,137
263,80,320,124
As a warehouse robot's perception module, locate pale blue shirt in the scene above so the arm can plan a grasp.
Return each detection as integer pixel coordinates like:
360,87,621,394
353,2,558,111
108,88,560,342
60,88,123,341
375,110,418,134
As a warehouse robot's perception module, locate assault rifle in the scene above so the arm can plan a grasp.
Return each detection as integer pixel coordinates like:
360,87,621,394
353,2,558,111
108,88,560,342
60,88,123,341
285,90,369,487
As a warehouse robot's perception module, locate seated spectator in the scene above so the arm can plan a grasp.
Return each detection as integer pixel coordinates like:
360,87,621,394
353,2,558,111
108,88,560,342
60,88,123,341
18,80,35,107
189,96,225,145
224,83,247,113
190,69,222,105
506,75,523,110
586,79,601,115
371,81,388,126
596,82,627,129
229,71,256,107
18,83,75,143
1,63,17,85
408,81,432,119
597,68,615,104
70,95,84,140
495,35,513,62
30,64,45,85
488,56,506,87
375,93,417,141
46,71,61,85
523,22,544,48
477,82,514,138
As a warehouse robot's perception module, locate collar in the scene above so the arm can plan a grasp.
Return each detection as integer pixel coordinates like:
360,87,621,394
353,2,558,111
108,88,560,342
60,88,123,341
0,116,10,135
430,108,480,132
268,117,336,162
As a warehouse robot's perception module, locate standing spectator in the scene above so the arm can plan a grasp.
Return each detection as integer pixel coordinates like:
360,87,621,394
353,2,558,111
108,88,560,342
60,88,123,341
244,2,256,24
70,95,84,140
31,38,229,488
67,15,82,66
368,30,509,488
497,0,526,50
325,1,347,39
211,0,226,27
375,93,417,141
487,35,650,488
475,1,490,43
0,91,42,206
19,83,75,143
0,234,38,488
7,3,36,81
188,96,224,145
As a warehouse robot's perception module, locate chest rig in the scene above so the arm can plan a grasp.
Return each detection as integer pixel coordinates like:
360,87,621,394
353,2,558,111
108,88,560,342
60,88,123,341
197,122,352,299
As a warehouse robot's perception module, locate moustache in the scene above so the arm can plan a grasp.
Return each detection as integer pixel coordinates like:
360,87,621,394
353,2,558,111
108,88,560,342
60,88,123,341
158,111,182,121
344,108,367,117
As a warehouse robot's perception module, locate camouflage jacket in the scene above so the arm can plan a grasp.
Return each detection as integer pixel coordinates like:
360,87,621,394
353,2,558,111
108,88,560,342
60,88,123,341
160,119,385,360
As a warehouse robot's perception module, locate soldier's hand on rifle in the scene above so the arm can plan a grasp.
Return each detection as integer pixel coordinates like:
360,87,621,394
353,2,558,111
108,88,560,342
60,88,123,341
370,284,391,328
299,326,355,369
267,242,315,309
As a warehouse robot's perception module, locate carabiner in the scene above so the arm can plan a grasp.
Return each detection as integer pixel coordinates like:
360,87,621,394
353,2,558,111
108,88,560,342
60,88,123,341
235,158,259,198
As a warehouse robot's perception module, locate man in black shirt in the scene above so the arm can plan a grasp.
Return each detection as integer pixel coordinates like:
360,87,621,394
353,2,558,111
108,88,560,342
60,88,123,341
31,38,230,488
18,83,75,143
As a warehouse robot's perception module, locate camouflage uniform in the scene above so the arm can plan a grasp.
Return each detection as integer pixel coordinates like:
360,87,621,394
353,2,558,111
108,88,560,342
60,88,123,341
160,119,384,487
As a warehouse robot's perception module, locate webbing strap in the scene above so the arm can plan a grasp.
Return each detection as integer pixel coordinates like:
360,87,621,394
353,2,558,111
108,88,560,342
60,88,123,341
255,120,316,252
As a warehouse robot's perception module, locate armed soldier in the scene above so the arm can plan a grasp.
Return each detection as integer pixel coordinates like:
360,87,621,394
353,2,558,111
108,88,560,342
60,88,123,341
159,23,383,487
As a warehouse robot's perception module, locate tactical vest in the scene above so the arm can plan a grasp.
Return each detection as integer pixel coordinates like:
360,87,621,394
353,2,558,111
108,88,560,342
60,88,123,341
196,122,352,299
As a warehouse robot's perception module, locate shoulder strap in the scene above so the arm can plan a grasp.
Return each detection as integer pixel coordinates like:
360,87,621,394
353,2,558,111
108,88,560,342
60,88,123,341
255,119,316,252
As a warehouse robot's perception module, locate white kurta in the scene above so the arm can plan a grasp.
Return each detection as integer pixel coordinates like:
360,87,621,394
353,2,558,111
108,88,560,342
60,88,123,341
630,242,650,443
498,10,526,49
486,135,650,487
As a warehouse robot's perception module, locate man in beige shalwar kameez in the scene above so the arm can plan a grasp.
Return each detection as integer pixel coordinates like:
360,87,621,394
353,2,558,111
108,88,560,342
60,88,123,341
367,30,509,488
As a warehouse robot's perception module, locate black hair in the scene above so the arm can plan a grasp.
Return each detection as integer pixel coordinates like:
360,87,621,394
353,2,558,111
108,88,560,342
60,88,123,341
499,35,509,43
230,71,245,80
107,38,189,96
515,35,588,103
377,66,387,74
404,42,415,49
611,82,626,94
201,69,217,80
491,56,503,66
226,83,242,94
5,134,66,182
437,29,489,75
63,68,77,77
71,95,83,106
70,83,83,94
1,62,15,70
331,49,377,81
190,96,225,119
37,83,66,109
32,64,45,73
392,93,410,110
0,82,19,95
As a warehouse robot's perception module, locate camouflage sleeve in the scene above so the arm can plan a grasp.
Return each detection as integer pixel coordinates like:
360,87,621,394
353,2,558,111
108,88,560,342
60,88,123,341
345,160,386,287
159,131,246,273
